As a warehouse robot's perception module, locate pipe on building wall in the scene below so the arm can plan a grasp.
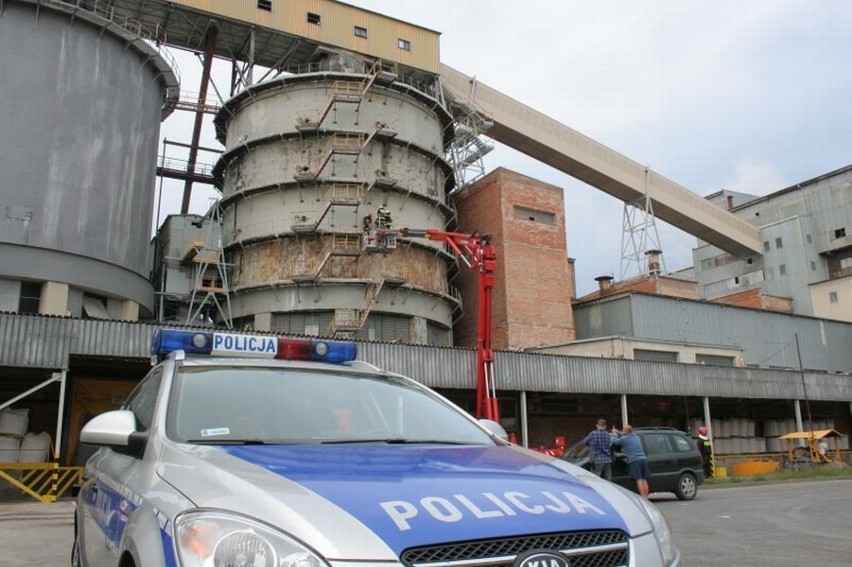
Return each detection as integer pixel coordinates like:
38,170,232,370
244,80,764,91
520,390,528,448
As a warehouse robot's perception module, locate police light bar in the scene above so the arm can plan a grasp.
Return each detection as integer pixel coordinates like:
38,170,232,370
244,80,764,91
151,329,357,364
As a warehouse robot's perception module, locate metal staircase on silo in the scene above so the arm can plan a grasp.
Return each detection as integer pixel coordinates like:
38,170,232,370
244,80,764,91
183,206,233,328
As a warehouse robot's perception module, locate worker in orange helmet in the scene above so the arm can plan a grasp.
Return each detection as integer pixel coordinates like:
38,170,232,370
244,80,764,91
697,425,714,479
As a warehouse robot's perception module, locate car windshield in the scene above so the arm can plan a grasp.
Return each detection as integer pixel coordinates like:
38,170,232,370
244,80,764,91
167,366,495,446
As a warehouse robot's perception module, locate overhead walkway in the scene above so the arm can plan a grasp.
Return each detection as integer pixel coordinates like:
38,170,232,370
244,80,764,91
439,63,762,258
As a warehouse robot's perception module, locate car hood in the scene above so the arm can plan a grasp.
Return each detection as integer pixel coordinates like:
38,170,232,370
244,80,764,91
159,442,646,559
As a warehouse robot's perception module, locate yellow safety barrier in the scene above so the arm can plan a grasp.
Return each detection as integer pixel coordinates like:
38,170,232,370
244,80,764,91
0,462,84,503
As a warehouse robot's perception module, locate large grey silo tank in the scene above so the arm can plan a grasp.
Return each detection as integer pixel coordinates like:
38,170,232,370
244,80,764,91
0,0,178,316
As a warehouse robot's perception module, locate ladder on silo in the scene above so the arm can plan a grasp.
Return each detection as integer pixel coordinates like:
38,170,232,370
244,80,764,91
295,60,399,133
292,182,368,234
294,132,365,182
327,278,386,337
293,234,362,283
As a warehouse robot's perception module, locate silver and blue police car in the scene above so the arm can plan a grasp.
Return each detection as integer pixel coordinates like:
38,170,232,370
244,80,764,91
73,329,681,567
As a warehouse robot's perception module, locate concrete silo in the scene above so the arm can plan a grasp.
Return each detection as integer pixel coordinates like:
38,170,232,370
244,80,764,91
214,55,459,344
0,0,178,319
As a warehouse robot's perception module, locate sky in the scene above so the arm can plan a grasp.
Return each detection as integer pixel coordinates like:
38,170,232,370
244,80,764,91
155,0,852,296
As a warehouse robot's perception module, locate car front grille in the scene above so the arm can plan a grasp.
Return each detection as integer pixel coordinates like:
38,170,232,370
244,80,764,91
400,530,629,567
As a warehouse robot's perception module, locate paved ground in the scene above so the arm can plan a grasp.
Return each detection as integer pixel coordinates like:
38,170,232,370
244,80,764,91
3,478,851,565
0,493,75,564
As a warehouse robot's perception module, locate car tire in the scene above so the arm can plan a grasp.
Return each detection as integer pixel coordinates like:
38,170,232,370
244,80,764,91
674,472,698,500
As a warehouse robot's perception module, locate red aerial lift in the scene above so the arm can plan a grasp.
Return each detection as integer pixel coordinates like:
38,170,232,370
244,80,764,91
398,228,499,421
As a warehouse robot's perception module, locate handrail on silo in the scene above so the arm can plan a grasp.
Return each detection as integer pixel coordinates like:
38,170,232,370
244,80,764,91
47,1,173,68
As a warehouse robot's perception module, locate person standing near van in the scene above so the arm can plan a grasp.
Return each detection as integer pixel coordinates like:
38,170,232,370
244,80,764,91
583,418,613,480
697,426,714,478
611,424,651,498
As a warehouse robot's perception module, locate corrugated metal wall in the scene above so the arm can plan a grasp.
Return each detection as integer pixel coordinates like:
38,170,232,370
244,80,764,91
575,294,852,374
1,313,850,402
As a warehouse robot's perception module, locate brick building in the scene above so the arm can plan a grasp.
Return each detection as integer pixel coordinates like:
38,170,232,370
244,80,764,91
452,168,576,350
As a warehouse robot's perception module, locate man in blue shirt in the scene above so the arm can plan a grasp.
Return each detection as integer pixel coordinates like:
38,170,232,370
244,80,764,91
611,424,652,498
583,419,613,480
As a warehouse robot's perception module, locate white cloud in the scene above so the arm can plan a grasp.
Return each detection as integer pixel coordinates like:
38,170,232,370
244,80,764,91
721,157,787,196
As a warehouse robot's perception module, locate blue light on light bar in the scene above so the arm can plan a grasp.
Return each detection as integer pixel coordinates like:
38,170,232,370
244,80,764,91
151,329,213,356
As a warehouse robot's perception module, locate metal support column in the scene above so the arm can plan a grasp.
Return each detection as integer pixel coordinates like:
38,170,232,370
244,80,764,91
519,390,528,448
703,396,713,439
620,394,629,427
794,400,805,447
181,25,218,214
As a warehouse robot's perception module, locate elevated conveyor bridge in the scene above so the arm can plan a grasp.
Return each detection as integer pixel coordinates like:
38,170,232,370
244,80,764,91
438,64,762,258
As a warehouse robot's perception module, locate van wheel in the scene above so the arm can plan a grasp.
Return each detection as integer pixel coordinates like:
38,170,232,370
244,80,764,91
675,473,697,500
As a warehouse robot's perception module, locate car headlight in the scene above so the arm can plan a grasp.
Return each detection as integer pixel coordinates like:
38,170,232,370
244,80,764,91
174,509,332,567
631,496,679,566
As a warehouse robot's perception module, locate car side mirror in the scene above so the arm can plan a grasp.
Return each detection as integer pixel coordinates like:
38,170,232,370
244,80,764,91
478,419,509,443
80,410,147,456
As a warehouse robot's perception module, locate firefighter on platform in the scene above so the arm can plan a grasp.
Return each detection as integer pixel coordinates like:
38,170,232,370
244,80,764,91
697,425,714,478
376,205,392,230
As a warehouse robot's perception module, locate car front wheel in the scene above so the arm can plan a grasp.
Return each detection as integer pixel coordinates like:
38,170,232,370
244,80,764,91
674,473,698,500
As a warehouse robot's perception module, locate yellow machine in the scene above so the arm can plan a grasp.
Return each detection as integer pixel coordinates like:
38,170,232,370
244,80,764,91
778,429,845,469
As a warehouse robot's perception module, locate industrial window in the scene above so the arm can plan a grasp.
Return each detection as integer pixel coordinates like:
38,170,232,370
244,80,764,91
529,393,580,415
427,321,451,346
307,12,321,25
775,237,783,249
82,293,110,320
806,234,813,244
811,261,817,271
763,240,770,252
633,349,678,363
357,313,410,343
701,252,737,270
696,354,735,367
397,38,411,51
257,0,272,11
513,205,555,225
18,281,41,314
829,291,838,304
779,263,786,276
274,312,333,336
834,227,847,239
354,26,368,38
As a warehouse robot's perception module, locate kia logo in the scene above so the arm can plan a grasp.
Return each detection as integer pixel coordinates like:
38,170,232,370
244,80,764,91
514,549,570,567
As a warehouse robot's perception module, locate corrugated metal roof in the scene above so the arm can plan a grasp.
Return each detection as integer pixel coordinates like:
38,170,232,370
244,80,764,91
1,313,849,402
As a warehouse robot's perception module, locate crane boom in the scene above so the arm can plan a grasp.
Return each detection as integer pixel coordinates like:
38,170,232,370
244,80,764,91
400,228,499,421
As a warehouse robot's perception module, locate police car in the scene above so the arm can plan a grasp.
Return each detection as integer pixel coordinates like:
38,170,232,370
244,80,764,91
73,329,681,566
